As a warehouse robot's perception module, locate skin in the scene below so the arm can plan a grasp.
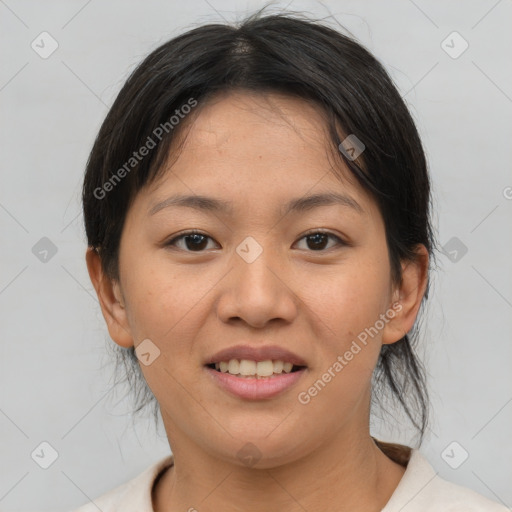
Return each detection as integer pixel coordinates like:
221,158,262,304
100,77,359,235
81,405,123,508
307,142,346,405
87,90,429,512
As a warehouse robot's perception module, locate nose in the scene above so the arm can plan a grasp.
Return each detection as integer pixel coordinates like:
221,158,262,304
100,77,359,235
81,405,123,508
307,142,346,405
215,243,299,328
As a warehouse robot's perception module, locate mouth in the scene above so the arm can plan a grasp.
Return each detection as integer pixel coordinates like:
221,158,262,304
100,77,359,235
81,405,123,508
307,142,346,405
204,352,308,400
203,345,308,400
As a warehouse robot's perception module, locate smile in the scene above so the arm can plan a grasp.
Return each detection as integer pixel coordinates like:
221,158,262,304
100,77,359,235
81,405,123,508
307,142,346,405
205,360,307,400
207,359,305,378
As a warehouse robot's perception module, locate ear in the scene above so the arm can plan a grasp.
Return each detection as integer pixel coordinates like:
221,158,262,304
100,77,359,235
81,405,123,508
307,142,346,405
85,247,134,348
382,244,429,345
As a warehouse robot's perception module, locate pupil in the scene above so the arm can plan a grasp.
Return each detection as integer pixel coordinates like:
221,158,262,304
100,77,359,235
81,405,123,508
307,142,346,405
308,233,327,250
186,234,207,251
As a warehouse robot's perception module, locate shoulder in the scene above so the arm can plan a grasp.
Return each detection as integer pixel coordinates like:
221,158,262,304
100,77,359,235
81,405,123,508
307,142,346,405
70,454,174,512
423,475,509,511
382,448,508,512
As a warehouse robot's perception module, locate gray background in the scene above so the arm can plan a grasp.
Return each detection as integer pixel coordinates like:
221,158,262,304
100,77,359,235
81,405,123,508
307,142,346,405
1,0,511,510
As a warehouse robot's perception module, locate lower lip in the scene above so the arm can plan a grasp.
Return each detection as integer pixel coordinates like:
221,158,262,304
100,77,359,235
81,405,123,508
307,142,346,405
205,367,306,400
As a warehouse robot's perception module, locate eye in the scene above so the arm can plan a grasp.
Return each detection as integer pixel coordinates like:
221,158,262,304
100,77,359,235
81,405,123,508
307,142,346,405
165,230,219,252
165,229,347,253
294,230,346,251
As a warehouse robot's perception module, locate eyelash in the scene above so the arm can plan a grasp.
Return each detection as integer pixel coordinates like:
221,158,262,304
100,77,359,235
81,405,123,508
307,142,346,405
164,229,348,253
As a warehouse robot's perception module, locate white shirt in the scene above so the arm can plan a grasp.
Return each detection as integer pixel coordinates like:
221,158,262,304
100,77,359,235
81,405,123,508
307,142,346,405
71,447,508,511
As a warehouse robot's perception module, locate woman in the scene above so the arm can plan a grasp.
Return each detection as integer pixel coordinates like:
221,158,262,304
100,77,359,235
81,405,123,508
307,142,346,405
75,10,507,512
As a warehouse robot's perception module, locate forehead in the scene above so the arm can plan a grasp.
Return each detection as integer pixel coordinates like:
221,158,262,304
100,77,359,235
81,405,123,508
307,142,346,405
148,90,362,193
176,90,333,161
138,90,379,224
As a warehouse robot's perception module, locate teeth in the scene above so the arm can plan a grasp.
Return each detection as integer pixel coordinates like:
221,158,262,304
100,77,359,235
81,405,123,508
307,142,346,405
239,359,257,375
211,359,301,377
273,360,284,373
228,359,240,374
256,360,274,377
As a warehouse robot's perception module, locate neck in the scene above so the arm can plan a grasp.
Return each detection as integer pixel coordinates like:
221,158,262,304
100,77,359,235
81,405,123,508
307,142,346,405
152,427,407,512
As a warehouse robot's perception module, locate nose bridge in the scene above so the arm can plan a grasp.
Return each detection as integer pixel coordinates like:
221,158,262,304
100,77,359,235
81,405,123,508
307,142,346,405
215,234,298,326
233,234,282,293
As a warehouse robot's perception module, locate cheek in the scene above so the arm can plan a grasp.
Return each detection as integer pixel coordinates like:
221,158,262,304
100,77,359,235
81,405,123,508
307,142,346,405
122,255,223,363
298,257,391,347
294,265,387,422
122,260,208,415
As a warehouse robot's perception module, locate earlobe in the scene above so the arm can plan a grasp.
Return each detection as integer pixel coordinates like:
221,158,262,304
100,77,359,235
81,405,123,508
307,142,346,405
382,245,429,345
85,247,134,348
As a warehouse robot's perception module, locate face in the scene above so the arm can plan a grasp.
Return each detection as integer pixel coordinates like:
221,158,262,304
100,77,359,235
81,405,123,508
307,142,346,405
97,90,418,468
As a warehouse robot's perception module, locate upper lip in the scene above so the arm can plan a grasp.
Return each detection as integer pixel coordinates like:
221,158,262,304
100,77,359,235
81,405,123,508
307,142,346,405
205,345,307,366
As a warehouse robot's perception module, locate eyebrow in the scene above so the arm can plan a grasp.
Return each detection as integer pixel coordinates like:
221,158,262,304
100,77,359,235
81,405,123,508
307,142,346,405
148,191,364,217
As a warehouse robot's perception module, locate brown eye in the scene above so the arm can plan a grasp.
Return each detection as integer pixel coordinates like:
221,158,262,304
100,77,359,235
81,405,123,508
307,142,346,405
166,231,218,252
295,231,345,251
